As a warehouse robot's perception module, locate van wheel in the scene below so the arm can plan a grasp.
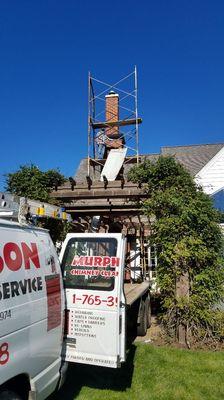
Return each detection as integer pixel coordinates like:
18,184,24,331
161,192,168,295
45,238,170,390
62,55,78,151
137,300,147,336
145,296,152,328
0,390,22,400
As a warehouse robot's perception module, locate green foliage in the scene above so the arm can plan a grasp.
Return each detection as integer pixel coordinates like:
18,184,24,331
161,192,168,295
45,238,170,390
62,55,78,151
218,210,224,223
5,164,66,203
128,156,224,343
39,218,74,244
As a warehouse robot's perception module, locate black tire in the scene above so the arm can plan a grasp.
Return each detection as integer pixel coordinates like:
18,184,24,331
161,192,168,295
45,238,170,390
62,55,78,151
137,300,147,336
145,296,152,328
0,390,22,400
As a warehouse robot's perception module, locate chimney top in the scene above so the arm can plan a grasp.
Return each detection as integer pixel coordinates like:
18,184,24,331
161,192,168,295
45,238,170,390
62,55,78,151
105,90,119,98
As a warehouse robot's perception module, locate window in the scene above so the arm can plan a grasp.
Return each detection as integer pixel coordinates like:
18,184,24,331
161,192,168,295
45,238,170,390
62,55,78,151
61,237,118,291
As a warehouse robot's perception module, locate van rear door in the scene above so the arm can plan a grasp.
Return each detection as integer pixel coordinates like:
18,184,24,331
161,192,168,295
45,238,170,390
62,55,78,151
60,233,126,368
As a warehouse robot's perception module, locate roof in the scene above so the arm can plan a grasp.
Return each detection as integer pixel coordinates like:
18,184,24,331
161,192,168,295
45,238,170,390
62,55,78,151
161,143,224,176
75,158,90,182
74,154,159,182
74,143,224,182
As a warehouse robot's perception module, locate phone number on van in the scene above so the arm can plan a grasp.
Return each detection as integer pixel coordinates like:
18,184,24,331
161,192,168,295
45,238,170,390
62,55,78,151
0,310,11,321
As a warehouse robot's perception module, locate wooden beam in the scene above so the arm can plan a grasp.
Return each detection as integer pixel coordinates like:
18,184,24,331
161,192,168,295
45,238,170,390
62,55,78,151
52,180,144,191
65,208,142,213
91,117,142,129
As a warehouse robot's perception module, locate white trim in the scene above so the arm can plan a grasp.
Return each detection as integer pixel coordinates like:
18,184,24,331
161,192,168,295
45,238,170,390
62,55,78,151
195,146,224,177
211,186,224,196
105,93,119,98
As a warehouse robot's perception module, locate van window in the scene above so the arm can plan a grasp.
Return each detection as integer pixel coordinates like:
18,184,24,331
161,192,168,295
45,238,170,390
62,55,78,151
61,238,118,291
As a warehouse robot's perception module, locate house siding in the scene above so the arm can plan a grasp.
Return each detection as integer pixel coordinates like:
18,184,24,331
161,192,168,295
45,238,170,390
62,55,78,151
195,147,224,194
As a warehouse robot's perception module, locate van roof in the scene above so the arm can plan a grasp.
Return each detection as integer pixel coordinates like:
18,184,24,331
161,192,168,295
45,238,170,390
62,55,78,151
0,218,48,232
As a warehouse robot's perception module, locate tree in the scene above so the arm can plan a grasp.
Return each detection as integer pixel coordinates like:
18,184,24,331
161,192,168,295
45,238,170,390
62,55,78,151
128,156,224,346
5,164,66,203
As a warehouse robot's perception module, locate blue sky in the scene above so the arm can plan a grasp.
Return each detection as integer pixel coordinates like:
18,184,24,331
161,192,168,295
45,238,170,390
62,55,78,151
0,0,224,190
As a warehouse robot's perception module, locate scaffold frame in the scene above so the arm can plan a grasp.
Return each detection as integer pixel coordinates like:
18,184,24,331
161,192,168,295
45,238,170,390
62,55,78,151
87,67,141,177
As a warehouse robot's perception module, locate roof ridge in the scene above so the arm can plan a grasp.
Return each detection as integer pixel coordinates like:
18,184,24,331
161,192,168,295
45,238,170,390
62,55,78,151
161,142,224,149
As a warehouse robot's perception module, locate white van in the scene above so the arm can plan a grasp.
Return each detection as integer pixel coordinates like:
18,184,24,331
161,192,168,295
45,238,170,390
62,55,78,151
0,218,67,400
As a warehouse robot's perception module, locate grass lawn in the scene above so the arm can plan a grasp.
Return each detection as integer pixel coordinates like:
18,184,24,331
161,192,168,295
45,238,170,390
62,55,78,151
54,343,224,400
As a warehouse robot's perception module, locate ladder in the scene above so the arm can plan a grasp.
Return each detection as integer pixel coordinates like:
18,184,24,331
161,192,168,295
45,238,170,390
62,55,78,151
0,192,72,224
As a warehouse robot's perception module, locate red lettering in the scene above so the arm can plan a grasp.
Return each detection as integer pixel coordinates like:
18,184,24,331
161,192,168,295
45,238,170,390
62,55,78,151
85,256,93,266
102,257,111,267
0,242,41,273
0,256,3,273
70,269,79,275
3,243,22,271
72,256,84,266
70,255,119,268
94,256,102,266
111,257,120,267
0,342,9,365
21,242,40,269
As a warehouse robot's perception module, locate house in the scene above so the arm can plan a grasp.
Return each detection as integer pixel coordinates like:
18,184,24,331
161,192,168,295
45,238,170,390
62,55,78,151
160,143,224,210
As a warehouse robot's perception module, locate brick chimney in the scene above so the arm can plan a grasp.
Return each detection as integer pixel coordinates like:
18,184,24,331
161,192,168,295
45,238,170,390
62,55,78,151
105,91,119,138
105,91,123,149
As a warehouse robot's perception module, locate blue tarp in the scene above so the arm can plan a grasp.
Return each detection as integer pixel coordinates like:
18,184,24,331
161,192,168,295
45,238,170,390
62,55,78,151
211,189,224,211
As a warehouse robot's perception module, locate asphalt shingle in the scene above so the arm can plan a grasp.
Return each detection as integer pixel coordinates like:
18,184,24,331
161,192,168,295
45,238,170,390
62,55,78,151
74,143,224,182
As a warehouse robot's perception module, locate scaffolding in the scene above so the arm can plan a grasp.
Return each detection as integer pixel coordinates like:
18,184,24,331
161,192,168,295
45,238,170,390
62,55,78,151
87,67,142,177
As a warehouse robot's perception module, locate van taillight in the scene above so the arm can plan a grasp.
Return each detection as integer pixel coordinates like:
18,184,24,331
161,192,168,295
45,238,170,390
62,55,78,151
64,310,70,336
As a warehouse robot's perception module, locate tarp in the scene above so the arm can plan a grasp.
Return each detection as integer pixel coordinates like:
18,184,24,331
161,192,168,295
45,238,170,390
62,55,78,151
100,148,127,181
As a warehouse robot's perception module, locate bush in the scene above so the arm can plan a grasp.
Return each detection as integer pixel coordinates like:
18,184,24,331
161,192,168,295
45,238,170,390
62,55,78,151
129,156,224,345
